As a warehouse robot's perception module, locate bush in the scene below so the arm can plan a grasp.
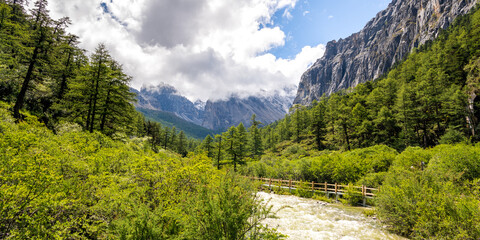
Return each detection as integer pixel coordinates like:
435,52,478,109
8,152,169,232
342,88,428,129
376,144,480,239
439,128,467,144
343,183,363,206
0,106,283,239
294,181,314,198
182,172,282,239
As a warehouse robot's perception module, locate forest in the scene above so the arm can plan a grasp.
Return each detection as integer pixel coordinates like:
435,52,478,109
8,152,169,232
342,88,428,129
195,4,480,239
0,0,201,156
0,0,286,239
1,0,480,239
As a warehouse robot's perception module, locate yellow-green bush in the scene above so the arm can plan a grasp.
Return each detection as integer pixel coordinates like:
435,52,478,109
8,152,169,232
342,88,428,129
0,104,280,239
376,144,480,239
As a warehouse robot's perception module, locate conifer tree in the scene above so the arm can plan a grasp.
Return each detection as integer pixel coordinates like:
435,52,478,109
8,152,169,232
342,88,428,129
177,130,187,157
201,134,214,158
13,0,52,120
248,114,263,158
214,134,223,170
225,126,237,171
312,100,327,150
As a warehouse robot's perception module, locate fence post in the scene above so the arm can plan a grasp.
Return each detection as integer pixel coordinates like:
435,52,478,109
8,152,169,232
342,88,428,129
269,178,272,190
311,181,314,193
335,183,338,202
362,185,366,207
289,179,292,193
324,182,328,198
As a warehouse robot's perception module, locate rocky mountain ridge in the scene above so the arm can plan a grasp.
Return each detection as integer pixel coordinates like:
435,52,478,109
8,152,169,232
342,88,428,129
294,0,478,105
133,84,295,131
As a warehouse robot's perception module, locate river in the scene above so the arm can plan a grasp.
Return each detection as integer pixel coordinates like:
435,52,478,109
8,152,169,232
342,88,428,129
258,192,405,240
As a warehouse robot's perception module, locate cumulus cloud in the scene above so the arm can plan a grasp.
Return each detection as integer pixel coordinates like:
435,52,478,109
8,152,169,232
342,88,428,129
46,0,325,102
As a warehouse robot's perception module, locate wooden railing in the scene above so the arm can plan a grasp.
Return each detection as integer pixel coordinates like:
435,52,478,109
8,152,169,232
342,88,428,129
247,176,379,206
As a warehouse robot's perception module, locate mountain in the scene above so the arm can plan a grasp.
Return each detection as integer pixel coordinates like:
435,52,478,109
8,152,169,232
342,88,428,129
133,84,295,133
136,107,216,139
133,85,204,126
294,0,478,105
202,90,295,131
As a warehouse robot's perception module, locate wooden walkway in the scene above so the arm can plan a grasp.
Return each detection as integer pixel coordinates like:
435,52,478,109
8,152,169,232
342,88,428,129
247,177,379,206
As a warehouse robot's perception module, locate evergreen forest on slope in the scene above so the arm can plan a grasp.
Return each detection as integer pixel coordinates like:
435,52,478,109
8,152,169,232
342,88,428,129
0,1,284,239
1,0,480,239
196,5,480,239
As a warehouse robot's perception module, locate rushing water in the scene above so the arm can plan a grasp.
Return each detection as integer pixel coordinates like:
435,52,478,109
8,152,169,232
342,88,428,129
258,192,405,240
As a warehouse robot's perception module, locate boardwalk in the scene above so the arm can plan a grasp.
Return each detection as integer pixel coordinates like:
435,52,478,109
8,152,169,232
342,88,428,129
248,176,379,206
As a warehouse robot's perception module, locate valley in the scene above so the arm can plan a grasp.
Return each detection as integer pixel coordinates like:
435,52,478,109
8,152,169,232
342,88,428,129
1,0,480,239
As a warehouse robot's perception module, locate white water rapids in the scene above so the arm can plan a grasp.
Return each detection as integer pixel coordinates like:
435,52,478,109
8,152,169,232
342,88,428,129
258,192,405,240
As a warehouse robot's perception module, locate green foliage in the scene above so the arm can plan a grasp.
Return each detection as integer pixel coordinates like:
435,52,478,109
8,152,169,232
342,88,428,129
183,171,279,240
58,43,137,135
343,184,363,206
280,144,307,159
439,128,467,144
0,1,200,155
240,145,397,185
376,144,480,239
293,181,314,198
248,5,480,154
0,105,282,239
137,107,216,139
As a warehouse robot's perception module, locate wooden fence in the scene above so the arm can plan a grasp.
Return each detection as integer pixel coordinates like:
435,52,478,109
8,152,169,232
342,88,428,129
247,176,379,206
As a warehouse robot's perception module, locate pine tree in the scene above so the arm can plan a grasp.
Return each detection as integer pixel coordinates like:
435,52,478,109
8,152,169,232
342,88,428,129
13,0,53,120
225,126,237,171
248,114,263,158
177,131,187,157
201,134,214,158
214,134,223,170
85,43,111,132
312,100,327,150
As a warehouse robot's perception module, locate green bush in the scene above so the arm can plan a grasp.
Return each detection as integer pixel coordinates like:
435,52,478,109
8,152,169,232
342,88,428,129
294,181,314,198
182,172,282,239
343,184,363,206
439,128,467,144
376,144,480,239
0,106,283,239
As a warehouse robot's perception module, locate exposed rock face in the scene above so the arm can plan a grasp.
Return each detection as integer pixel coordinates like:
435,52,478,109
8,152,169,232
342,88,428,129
294,0,478,105
133,84,295,131
133,84,204,126
202,92,294,131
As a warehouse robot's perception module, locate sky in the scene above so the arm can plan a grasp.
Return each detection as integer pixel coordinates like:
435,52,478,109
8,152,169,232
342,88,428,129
45,0,391,102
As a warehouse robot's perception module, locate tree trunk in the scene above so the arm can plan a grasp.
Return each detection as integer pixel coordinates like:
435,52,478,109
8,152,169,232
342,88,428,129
13,45,39,120
99,89,111,132
342,122,351,151
88,59,103,133
217,138,222,170
57,50,72,99
233,153,237,172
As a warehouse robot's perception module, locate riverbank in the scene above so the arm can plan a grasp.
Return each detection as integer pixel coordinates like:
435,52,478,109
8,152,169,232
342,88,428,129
258,192,405,240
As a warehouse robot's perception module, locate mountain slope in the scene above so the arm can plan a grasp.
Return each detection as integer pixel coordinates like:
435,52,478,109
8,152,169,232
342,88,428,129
134,84,295,132
136,107,216,139
202,93,293,131
133,85,204,126
294,0,478,105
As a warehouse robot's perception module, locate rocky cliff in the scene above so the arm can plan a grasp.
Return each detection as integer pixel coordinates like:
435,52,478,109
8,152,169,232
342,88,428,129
202,92,294,131
134,84,295,131
133,84,204,126
294,0,478,105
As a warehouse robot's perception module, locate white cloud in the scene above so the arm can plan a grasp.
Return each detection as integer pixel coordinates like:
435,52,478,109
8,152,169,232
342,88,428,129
46,0,325,102
328,15,334,19
303,10,310,16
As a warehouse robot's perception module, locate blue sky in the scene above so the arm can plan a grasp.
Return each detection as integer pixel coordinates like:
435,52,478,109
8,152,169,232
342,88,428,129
269,0,391,59
47,0,392,101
